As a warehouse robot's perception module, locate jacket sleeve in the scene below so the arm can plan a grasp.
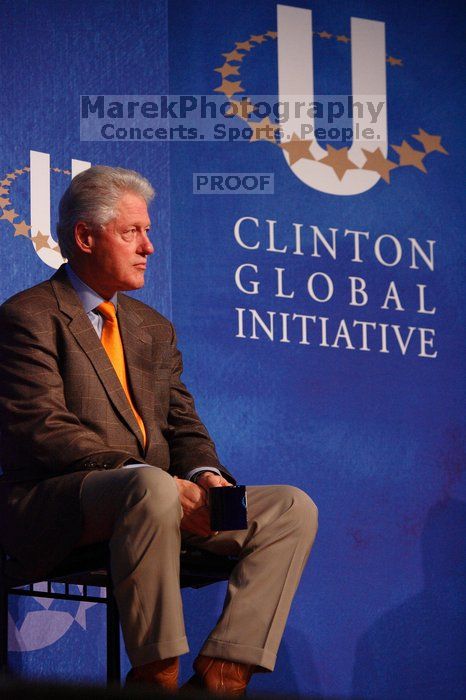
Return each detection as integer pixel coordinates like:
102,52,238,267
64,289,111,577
0,301,137,478
165,323,235,483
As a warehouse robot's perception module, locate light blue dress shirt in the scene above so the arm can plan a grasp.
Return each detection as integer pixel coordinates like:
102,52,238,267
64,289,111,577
65,264,220,483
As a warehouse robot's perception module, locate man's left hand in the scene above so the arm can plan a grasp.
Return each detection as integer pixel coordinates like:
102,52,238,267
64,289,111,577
196,472,232,491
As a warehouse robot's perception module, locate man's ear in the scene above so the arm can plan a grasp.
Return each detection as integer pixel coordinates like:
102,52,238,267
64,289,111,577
74,221,94,255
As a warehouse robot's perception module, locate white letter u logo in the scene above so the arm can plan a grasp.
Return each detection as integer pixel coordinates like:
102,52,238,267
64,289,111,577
277,4,387,195
30,151,91,268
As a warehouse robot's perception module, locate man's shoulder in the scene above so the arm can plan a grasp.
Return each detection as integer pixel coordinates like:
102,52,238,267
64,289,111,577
0,277,56,319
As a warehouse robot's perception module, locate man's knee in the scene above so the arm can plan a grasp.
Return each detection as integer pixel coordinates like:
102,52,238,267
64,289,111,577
277,485,318,535
120,466,181,522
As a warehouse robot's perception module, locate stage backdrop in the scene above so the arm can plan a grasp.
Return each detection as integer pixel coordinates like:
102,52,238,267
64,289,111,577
1,1,465,698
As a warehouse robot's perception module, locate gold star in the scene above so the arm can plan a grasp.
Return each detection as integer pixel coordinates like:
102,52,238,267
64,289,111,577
336,34,350,43
13,220,31,237
391,140,427,172
249,117,279,144
52,167,61,173
412,128,448,155
215,63,240,78
63,169,71,175
387,56,403,66
226,98,256,120
14,168,24,175
0,187,8,195
31,230,51,251
222,49,245,62
280,133,315,166
361,148,398,183
250,34,267,44
0,196,11,207
6,173,17,180
1,208,19,223
320,145,358,180
265,31,277,39
0,179,11,187
214,79,244,98
235,40,253,51
23,166,30,172
317,31,332,39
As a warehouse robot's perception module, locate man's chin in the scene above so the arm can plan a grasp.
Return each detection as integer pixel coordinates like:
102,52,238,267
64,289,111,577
121,272,146,291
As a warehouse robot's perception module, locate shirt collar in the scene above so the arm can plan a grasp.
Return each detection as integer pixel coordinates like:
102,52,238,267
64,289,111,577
65,263,118,314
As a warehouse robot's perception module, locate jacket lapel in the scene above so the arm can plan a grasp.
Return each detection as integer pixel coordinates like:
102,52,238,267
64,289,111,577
50,267,146,451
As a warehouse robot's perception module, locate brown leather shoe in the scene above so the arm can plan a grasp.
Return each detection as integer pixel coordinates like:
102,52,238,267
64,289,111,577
125,656,179,692
184,655,254,695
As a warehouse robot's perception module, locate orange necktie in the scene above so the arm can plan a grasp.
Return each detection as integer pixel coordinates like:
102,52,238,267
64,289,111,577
97,301,146,446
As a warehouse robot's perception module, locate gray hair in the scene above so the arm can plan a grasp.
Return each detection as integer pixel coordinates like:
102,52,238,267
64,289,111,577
56,165,155,260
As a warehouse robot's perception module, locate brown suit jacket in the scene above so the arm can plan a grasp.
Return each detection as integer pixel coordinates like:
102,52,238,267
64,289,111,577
0,265,231,578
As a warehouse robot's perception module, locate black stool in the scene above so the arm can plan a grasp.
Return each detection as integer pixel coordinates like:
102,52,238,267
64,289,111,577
0,542,235,685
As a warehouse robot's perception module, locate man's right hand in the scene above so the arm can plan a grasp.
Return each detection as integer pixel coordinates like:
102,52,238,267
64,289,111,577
174,477,213,537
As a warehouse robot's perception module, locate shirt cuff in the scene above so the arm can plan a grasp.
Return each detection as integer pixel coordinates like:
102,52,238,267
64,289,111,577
122,462,153,469
185,467,222,482
122,464,222,484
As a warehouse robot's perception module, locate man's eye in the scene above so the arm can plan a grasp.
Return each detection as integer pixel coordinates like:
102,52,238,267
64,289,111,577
121,229,136,241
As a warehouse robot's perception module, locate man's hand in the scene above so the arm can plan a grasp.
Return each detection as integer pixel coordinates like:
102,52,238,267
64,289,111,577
196,472,232,491
174,477,213,537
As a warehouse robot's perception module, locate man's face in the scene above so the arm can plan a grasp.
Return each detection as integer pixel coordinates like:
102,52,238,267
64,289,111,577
86,191,153,298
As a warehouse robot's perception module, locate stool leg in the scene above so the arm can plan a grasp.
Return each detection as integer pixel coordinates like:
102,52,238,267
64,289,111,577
106,586,121,685
0,579,9,676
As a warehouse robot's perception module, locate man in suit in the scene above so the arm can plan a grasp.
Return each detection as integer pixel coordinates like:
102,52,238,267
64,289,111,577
0,166,318,694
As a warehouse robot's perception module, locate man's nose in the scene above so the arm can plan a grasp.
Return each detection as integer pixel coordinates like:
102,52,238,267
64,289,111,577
139,232,154,255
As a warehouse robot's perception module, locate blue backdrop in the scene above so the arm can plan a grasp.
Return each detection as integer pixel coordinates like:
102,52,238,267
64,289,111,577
1,1,465,697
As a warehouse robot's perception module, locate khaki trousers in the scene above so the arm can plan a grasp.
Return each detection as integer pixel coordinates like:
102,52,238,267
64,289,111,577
77,466,318,671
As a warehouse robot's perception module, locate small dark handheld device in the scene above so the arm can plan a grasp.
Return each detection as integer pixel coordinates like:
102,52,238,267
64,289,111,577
209,485,248,531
